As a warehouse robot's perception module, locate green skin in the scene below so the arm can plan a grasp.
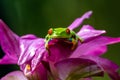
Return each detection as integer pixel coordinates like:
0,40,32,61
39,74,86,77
45,28,82,50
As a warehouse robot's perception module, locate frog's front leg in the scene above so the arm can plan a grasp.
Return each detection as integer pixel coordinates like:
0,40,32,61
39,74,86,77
45,42,51,55
71,37,83,50
45,41,55,55
71,39,78,50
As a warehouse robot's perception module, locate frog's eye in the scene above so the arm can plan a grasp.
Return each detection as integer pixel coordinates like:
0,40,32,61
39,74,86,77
66,28,70,34
48,28,53,35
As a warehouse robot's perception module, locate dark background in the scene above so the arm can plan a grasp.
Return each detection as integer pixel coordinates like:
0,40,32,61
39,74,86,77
0,0,120,80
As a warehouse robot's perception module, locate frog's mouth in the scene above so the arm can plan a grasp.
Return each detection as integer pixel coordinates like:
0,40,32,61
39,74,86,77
49,38,73,44
46,38,77,50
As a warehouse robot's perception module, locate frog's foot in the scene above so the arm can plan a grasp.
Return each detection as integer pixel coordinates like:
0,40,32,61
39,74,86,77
45,44,50,55
71,41,77,50
71,38,83,50
78,38,83,43
45,43,55,55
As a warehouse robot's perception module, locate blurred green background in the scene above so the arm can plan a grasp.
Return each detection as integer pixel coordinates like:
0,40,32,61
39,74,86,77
0,0,120,80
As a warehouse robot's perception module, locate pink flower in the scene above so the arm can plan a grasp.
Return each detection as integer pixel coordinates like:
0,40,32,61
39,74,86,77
0,20,47,80
0,11,120,80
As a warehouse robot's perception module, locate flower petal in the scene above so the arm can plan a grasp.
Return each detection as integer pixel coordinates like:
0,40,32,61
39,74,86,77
31,47,47,71
1,71,28,80
47,39,73,62
21,34,37,39
18,38,45,65
0,20,20,64
79,56,120,80
68,11,92,30
17,36,48,79
55,58,103,80
70,36,120,57
24,64,48,80
0,55,17,64
77,25,106,41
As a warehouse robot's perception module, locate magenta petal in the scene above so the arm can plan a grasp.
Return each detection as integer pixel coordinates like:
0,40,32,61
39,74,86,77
96,58,120,80
31,64,48,80
77,25,106,41
23,64,48,80
21,34,37,39
0,20,20,64
70,36,120,57
86,46,107,56
19,61,48,80
68,11,92,30
48,39,73,62
79,56,120,80
1,71,28,80
55,58,103,80
17,36,47,78
18,38,45,65
31,47,47,71
0,55,17,64
20,61,48,80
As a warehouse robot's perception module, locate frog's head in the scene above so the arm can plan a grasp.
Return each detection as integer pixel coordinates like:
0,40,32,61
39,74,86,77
46,28,74,39
45,28,82,50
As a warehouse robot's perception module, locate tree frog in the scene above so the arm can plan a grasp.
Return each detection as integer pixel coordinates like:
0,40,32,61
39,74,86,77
45,28,83,50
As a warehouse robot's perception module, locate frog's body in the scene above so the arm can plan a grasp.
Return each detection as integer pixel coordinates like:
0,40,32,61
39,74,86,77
45,28,82,50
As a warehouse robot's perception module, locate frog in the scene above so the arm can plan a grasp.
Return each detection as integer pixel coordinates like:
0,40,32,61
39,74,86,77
45,28,83,51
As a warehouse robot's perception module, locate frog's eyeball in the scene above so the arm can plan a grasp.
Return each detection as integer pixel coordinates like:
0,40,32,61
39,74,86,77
66,28,70,34
48,28,53,35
